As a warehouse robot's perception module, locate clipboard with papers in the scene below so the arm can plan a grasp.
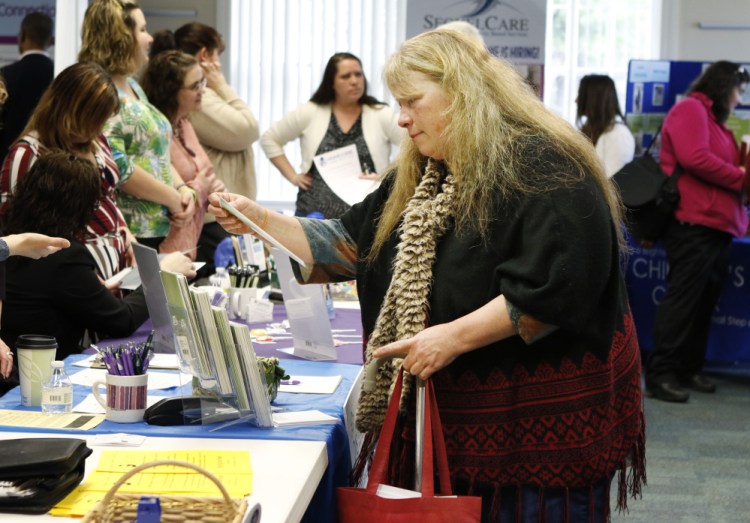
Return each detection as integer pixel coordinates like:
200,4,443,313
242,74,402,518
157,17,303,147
218,198,307,267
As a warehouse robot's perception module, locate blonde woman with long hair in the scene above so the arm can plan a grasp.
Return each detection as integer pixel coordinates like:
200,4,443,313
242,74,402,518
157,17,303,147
208,30,644,521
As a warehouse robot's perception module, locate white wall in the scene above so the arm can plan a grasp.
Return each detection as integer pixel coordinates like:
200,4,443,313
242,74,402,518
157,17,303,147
139,0,216,32
660,0,750,61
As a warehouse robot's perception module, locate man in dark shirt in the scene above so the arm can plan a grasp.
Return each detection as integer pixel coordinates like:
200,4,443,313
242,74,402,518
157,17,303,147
0,12,54,164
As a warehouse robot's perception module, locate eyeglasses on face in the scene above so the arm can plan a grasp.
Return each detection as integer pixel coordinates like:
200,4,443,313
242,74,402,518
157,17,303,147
183,77,207,92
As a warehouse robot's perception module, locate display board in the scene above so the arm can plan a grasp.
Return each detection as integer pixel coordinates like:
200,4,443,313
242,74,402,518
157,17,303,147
625,59,750,155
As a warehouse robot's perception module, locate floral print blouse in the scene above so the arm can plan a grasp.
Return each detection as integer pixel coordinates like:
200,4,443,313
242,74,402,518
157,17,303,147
105,77,173,239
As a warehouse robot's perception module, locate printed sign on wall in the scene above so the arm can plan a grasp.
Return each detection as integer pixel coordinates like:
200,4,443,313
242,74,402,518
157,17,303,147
406,0,547,95
0,1,55,67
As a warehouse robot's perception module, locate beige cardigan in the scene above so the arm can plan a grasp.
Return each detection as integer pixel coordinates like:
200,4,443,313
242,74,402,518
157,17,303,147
188,84,259,211
260,101,404,176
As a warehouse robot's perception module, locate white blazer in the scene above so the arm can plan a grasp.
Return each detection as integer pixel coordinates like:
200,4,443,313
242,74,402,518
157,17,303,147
260,101,404,175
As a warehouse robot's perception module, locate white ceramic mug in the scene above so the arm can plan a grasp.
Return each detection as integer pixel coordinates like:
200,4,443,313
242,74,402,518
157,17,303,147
16,335,57,407
229,288,256,320
92,373,148,423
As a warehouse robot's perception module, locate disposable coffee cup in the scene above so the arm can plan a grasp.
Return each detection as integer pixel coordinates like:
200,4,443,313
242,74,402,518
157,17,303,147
16,334,58,407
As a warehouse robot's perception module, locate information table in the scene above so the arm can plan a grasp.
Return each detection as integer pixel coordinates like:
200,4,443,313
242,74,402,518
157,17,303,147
0,356,362,523
0,431,326,523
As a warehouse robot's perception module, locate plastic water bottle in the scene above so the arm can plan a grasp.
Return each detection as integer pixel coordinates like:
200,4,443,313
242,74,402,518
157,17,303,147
324,284,336,320
209,267,231,291
42,361,73,414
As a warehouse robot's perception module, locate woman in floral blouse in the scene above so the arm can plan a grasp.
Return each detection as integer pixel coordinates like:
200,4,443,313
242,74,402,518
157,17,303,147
142,50,225,257
78,0,196,250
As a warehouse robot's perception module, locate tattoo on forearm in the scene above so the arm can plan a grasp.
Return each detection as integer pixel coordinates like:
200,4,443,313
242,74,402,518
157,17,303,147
506,300,558,344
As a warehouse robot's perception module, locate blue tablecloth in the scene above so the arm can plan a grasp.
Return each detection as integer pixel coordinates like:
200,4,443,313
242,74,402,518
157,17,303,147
0,355,362,523
625,236,750,363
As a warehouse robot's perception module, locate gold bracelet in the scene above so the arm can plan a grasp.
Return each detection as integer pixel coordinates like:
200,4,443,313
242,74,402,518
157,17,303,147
258,207,269,228
177,185,198,202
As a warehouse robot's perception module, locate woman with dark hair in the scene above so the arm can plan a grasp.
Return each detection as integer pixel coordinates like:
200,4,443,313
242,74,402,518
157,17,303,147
261,52,403,218
141,50,223,257
150,23,259,272
0,62,133,280
576,74,635,177
0,78,70,381
647,61,750,402
0,152,195,391
78,0,196,253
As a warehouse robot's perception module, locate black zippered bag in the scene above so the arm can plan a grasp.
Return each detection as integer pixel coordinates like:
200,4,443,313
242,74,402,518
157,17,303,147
0,438,92,514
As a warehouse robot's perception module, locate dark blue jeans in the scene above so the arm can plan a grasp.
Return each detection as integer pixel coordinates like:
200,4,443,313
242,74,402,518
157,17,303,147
481,475,613,523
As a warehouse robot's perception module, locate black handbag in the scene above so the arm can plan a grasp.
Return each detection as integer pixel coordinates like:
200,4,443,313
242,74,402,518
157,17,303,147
0,438,92,514
612,127,682,246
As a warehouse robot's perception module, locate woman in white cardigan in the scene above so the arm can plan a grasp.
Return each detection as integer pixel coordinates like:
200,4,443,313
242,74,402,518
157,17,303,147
261,52,404,218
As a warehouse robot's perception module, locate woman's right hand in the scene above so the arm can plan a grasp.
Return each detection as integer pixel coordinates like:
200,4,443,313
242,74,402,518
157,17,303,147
195,166,213,194
0,339,13,379
292,172,313,190
207,192,260,235
201,59,226,91
4,233,70,259
159,252,197,279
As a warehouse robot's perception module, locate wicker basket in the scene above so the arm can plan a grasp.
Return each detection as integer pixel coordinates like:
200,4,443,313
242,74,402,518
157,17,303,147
82,459,248,523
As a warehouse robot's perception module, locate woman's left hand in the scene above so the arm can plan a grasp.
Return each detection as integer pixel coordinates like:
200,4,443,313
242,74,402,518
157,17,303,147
207,172,226,193
171,189,197,227
372,323,459,380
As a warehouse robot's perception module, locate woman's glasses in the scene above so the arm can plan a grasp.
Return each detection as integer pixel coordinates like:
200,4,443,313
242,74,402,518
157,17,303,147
183,77,207,92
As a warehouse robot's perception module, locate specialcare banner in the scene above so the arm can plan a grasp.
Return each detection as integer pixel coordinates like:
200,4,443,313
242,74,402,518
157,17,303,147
406,0,546,65
405,0,546,95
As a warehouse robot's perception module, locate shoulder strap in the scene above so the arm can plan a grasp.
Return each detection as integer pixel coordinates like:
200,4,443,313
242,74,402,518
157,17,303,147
644,125,662,156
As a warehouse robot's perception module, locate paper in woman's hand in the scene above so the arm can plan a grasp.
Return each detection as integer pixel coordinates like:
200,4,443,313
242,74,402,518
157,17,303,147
313,144,379,206
218,198,307,267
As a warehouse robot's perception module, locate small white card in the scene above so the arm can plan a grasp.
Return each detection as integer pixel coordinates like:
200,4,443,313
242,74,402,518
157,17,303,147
246,297,274,323
278,375,342,394
91,433,148,446
70,368,191,390
74,394,168,415
105,267,133,287
272,409,338,427
74,353,181,370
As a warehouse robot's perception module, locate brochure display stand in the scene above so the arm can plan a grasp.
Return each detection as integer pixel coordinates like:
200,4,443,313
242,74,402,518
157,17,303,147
160,271,274,428
272,248,337,361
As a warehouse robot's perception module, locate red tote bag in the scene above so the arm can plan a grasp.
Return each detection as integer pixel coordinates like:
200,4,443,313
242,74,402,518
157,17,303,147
337,371,482,522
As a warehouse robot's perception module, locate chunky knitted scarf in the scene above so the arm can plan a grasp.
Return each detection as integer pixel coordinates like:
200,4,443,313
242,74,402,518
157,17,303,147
356,159,456,434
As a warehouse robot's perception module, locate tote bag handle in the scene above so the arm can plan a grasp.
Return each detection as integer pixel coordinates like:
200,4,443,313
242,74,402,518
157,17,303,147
366,371,452,497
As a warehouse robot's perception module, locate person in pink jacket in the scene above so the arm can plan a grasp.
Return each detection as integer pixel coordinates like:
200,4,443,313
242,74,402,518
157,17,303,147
646,61,749,402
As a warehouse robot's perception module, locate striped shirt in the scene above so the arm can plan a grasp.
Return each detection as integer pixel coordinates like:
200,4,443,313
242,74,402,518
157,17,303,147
0,133,129,278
